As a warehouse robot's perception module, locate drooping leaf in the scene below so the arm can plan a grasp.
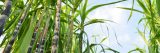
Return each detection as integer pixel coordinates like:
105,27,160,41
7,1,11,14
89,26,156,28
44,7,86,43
104,48,120,53
128,48,145,53
127,0,135,21
84,19,106,26
117,7,144,13
86,0,126,15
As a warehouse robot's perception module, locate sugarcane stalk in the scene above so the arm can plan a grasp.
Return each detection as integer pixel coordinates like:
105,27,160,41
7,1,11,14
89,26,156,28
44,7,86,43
51,0,61,53
0,0,11,36
27,12,43,53
38,15,50,53
3,1,31,53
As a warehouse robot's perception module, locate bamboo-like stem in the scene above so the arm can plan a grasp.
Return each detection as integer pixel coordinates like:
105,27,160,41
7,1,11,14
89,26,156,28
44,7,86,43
27,13,43,53
35,28,45,53
52,0,61,53
67,7,75,53
39,15,50,53
0,0,11,36
35,11,50,53
35,32,44,53
79,26,84,53
3,1,31,53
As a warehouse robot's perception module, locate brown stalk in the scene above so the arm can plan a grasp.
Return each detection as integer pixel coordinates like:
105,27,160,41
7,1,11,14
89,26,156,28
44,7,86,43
51,0,61,53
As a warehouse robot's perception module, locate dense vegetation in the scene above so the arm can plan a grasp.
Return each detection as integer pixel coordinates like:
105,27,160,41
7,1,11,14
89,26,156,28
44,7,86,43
0,0,159,53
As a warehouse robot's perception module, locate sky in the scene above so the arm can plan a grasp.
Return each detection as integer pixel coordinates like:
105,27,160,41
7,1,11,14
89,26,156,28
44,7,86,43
85,0,148,53
0,0,149,53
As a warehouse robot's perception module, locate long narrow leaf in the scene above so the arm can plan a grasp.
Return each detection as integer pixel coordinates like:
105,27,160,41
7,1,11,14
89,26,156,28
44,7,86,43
86,0,126,15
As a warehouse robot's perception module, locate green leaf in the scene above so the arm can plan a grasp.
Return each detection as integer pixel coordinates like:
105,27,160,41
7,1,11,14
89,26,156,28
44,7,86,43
156,0,160,16
16,15,37,53
84,19,114,26
86,0,126,16
128,0,134,21
83,44,98,53
80,0,88,22
117,7,144,13
104,48,120,53
137,0,149,14
100,37,108,44
128,48,145,53
138,18,151,24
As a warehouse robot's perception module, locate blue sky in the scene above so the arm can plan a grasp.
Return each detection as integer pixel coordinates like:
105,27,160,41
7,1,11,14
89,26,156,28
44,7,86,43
85,0,148,53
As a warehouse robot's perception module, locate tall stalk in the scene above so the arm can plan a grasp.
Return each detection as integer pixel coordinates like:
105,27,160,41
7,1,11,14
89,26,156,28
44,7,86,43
39,12,50,53
0,0,11,36
27,11,43,53
52,0,61,53
3,1,32,53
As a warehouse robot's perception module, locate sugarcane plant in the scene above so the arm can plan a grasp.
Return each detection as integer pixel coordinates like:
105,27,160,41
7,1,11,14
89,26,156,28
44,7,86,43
119,0,160,53
0,0,126,53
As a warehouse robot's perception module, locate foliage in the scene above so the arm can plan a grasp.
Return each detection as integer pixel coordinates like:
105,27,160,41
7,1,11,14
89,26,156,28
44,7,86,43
0,0,126,53
119,0,160,53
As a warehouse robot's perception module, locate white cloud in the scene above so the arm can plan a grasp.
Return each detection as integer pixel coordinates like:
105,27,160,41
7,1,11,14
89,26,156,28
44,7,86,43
117,34,131,44
87,3,128,42
87,3,128,46
88,3,125,24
